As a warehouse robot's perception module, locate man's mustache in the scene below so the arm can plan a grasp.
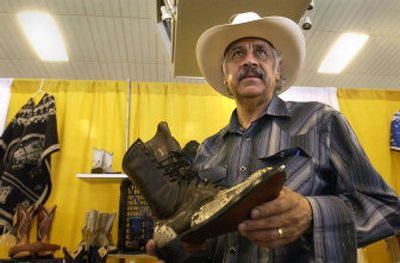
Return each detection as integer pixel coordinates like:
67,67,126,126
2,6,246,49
237,66,266,82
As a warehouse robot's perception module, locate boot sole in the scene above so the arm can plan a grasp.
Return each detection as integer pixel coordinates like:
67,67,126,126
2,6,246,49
180,167,285,243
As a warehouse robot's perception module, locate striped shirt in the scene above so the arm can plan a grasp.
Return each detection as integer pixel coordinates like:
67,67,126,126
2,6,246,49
194,94,400,263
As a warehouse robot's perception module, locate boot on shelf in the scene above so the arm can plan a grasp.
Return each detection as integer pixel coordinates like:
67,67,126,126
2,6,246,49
8,203,34,258
102,151,114,173
91,148,104,173
30,205,61,258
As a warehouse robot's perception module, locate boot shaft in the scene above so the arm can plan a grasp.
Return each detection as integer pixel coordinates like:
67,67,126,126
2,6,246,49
91,148,104,173
8,203,34,258
145,121,181,161
123,122,221,221
102,151,113,173
36,204,56,243
13,203,34,244
94,212,116,249
123,139,182,219
79,209,99,250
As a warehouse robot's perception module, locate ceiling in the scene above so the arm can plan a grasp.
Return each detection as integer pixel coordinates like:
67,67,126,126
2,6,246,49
0,0,400,90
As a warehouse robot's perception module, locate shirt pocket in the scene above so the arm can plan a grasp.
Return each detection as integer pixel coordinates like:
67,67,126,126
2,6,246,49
257,133,316,194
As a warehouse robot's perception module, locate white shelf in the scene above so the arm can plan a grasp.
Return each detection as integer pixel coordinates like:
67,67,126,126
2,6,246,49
76,173,128,179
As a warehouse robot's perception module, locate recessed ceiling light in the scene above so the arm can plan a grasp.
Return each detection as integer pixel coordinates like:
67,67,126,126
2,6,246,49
318,33,369,74
17,11,68,61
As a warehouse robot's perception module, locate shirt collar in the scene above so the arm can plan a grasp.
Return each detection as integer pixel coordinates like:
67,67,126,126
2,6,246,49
219,94,291,138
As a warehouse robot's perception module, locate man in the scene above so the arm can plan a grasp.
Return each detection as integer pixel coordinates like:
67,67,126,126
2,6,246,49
148,12,400,262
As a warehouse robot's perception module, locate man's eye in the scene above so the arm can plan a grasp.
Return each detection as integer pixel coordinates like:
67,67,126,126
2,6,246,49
256,49,268,57
232,50,244,58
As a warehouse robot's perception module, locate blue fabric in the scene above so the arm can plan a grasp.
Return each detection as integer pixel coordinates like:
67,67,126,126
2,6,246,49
391,111,400,151
194,95,400,263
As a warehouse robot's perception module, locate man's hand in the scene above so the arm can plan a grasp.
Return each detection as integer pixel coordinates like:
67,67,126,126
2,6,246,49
146,240,165,263
238,187,312,249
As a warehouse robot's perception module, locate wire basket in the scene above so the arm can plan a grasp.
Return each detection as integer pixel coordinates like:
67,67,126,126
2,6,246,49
117,179,154,252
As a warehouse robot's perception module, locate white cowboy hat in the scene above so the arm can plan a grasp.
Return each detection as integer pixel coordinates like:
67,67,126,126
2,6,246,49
196,12,306,97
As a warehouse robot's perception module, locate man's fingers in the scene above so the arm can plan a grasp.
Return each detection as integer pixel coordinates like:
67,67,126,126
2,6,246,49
250,188,291,219
145,240,166,263
146,239,157,255
239,212,293,232
240,226,300,249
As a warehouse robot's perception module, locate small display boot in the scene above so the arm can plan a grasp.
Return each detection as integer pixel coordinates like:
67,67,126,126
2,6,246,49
30,205,61,258
8,203,34,258
102,151,114,173
91,148,104,173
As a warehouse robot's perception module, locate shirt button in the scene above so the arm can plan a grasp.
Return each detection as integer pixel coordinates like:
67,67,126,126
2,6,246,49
280,164,286,170
229,246,237,254
240,166,247,172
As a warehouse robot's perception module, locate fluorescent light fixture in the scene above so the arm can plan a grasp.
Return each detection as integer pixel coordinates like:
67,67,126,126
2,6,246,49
318,33,369,74
17,11,68,61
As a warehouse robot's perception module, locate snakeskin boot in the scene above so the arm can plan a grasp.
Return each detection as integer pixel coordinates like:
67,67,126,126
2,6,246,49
122,122,285,252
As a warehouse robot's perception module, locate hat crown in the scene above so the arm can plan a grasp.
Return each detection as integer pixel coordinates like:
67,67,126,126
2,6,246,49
230,12,262,24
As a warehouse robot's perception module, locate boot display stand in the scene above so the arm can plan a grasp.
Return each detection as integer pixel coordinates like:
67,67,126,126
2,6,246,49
117,179,154,253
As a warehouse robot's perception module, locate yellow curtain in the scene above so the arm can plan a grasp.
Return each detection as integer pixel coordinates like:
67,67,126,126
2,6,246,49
1,79,127,259
337,88,400,263
129,82,235,145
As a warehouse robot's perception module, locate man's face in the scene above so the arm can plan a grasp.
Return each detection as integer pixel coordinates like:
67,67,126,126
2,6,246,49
223,37,280,101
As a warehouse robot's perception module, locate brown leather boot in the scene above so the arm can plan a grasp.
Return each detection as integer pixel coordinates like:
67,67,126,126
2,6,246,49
8,203,34,258
30,205,61,258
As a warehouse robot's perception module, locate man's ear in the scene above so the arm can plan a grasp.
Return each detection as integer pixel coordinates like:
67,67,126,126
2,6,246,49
275,60,282,80
224,79,233,96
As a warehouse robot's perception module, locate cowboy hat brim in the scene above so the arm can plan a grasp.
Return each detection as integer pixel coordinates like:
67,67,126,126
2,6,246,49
196,16,306,98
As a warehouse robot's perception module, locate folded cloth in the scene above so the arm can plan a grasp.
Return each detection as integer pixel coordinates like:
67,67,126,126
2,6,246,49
391,111,400,151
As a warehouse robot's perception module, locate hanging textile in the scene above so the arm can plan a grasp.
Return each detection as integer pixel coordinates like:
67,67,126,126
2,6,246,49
391,111,400,151
0,93,59,233
0,79,13,135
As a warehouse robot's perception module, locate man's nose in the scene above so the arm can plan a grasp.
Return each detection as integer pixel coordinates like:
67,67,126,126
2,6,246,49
242,52,258,67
